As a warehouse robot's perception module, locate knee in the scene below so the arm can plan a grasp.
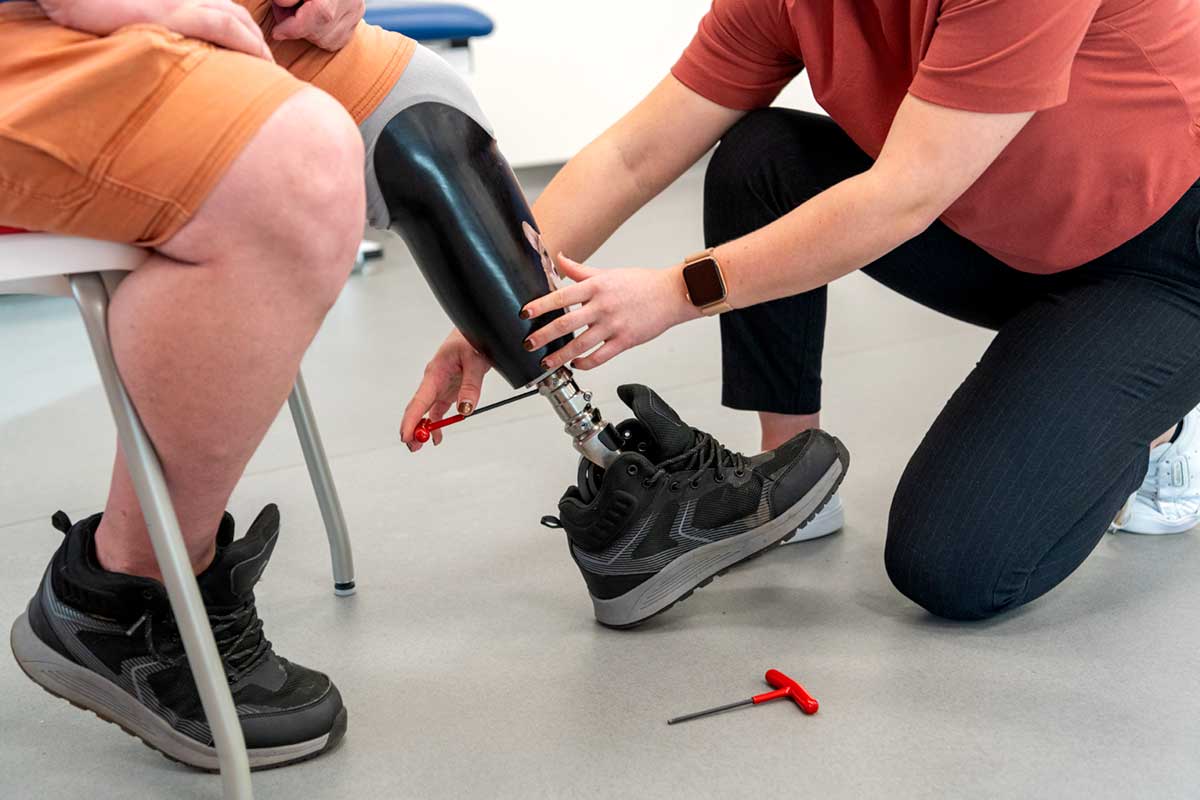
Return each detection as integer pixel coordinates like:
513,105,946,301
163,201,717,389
261,89,364,303
705,108,794,207
883,491,1008,622
192,88,364,309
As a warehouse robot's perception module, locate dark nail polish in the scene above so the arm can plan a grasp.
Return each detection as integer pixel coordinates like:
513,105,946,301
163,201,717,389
523,338,534,351
458,401,474,416
519,309,531,320
541,359,551,370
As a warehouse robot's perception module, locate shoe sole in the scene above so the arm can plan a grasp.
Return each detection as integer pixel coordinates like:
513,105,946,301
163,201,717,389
781,493,844,544
11,612,346,771
1112,519,1199,535
592,437,849,629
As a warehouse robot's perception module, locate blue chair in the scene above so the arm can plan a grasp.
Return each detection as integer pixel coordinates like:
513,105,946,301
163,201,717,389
364,2,494,44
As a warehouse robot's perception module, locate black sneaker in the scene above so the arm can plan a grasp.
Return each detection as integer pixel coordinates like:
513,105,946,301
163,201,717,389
553,385,849,628
10,504,346,771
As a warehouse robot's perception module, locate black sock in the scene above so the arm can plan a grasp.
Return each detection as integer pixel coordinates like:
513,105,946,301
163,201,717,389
1169,420,1184,444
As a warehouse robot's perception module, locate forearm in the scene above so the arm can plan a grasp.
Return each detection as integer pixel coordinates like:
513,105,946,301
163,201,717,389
706,165,938,309
532,133,654,263
534,75,742,262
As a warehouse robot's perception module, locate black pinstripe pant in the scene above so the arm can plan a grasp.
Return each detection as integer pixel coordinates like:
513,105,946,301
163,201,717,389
705,109,1200,620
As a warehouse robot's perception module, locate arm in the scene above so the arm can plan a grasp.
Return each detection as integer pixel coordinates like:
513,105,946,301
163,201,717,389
712,95,1032,308
533,74,745,264
522,94,1033,370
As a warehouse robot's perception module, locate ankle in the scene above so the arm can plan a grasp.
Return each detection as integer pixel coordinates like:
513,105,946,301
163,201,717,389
1151,421,1184,450
759,411,821,451
94,518,215,581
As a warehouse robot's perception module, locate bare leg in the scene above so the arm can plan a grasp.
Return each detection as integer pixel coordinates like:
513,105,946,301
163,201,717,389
759,411,822,452
1150,424,1180,450
94,88,364,580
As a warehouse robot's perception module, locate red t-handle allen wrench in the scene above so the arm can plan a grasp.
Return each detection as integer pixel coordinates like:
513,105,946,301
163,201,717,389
412,388,539,443
667,669,818,725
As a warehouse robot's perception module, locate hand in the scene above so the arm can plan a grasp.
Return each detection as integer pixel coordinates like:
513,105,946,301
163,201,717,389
520,254,699,372
40,0,274,61
271,0,364,51
400,329,493,451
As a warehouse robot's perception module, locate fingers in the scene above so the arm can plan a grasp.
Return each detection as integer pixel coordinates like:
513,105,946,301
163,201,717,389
207,0,262,39
400,368,449,449
571,340,624,371
426,398,453,447
272,0,332,40
555,253,599,282
520,281,592,321
541,326,608,372
456,352,488,416
200,0,269,57
523,306,596,352
169,3,274,59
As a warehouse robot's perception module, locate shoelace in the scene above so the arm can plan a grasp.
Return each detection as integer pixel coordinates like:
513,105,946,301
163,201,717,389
643,428,749,490
539,430,751,530
130,601,273,681
208,602,272,680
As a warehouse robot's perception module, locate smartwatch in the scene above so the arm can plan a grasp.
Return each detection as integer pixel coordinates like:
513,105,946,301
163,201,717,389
682,249,732,316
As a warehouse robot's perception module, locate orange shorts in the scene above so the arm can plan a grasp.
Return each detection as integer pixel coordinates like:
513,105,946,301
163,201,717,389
0,1,414,245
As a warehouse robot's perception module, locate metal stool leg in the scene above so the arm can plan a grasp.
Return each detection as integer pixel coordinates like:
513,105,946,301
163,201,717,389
70,273,253,800
288,372,356,596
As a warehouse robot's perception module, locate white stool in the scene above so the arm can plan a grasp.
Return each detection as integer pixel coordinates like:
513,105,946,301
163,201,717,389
0,231,357,800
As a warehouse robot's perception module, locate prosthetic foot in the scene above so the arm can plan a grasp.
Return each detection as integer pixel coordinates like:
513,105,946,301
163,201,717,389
363,46,621,466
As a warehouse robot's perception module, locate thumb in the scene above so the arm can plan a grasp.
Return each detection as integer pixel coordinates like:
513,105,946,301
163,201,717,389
556,252,599,282
272,16,304,39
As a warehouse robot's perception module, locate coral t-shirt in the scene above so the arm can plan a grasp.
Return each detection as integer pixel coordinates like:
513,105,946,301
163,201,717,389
672,0,1200,274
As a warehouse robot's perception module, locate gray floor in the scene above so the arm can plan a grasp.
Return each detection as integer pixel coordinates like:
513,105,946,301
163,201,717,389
2,164,1198,799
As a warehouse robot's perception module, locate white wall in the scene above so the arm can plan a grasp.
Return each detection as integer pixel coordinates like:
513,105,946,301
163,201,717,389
462,1,820,167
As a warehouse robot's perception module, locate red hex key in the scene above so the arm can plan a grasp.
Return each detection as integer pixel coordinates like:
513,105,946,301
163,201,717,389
667,669,819,725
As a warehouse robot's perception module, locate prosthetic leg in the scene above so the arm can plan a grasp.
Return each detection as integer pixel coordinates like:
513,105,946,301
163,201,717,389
361,46,621,467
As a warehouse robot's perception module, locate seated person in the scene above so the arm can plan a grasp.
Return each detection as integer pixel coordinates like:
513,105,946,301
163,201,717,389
3,0,845,772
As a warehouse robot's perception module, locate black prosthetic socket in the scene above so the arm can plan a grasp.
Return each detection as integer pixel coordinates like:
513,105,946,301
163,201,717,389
374,102,570,388
374,102,621,466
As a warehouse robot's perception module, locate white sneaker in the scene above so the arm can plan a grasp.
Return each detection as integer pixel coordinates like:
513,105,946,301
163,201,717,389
785,492,845,543
1113,406,1200,535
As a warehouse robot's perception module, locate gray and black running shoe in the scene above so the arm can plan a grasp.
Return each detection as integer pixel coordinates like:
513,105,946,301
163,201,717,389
10,505,346,770
552,384,849,628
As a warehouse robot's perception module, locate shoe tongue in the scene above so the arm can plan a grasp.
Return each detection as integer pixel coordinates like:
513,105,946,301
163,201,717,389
196,505,280,608
617,384,696,460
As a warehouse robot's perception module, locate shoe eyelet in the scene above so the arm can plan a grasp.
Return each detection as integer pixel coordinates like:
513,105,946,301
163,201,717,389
689,478,702,489
642,479,654,488
626,464,639,476
714,473,726,483
637,442,648,453
141,590,154,600
734,469,745,478
670,481,681,492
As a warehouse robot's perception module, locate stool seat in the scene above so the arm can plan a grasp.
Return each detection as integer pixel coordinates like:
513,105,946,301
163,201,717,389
364,2,494,40
0,233,148,297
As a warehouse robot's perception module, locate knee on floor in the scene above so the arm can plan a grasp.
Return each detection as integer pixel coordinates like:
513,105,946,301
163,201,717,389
883,504,1013,622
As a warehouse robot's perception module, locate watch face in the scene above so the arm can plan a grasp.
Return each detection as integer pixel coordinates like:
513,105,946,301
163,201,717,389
683,257,726,307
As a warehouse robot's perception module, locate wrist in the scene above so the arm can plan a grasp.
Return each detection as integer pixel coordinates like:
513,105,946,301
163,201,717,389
663,262,704,325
